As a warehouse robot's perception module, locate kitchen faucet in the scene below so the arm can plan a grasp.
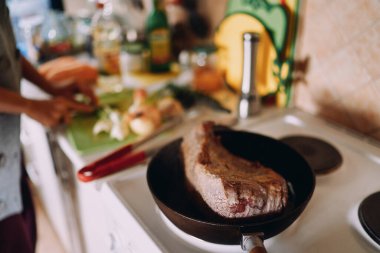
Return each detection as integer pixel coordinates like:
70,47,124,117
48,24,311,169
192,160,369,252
238,32,261,119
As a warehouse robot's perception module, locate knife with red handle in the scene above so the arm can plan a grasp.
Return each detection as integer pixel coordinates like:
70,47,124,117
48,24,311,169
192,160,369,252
77,117,182,182
77,148,156,182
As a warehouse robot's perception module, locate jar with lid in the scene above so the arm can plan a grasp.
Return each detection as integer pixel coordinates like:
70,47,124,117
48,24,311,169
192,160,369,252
120,30,146,74
191,45,224,94
71,10,93,54
39,10,72,62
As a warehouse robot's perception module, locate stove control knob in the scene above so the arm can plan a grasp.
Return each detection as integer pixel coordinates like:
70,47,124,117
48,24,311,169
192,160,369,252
107,232,117,252
107,229,138,253
107,231,129,253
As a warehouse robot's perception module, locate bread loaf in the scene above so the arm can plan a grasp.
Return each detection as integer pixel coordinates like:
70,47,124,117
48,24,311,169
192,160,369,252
39,57,98,87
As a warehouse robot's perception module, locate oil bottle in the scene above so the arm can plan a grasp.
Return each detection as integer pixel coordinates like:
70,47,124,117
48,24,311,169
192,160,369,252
91,0,122,75
146,0,171,73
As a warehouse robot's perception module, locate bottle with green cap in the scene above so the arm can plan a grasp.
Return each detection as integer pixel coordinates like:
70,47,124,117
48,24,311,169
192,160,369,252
146,0,171,73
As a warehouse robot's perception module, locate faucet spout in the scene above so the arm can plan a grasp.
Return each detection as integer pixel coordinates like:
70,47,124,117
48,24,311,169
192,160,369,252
238,32,261,119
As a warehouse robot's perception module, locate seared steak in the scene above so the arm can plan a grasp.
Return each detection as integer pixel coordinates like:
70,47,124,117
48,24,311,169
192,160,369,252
181,122,288,218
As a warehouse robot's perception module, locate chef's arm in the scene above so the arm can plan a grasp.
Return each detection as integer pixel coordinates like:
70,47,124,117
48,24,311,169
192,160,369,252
20,56,98,105
20,56,56,95
0,87,31,115
0,87,93,127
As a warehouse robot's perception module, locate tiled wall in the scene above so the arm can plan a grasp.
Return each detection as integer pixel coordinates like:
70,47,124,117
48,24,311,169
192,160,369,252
66,0,380,140
200,0,380,141
294,0,380,140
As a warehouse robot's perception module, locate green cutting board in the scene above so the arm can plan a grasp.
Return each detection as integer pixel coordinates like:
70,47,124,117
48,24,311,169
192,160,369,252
66,115,139,155
66,89,138,155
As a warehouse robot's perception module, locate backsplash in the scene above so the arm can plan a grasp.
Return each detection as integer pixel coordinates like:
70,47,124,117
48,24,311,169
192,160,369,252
200,0,380,141
294,0,380,141
64,0,380,141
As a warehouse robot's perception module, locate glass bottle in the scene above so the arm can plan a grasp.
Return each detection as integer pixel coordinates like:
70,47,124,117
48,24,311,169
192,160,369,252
91,0,122,75
146,0,171,73
39,10,72,62
165,0,192,58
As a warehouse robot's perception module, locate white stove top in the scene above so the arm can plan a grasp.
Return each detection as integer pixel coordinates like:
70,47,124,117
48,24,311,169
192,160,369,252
104,109,380,253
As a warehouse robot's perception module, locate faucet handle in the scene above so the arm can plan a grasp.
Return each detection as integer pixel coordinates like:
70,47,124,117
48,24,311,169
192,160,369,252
238,93,261,119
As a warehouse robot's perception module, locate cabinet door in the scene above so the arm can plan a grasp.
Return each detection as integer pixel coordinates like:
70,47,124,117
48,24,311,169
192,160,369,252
21,115,71,252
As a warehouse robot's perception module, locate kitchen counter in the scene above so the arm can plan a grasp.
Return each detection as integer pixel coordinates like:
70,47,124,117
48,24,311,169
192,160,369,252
21,79,380,253
20,78,236,253
103,109,380,253
53,106,290,253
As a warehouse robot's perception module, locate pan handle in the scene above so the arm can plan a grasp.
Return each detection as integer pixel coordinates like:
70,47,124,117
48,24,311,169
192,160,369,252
241,233,267,253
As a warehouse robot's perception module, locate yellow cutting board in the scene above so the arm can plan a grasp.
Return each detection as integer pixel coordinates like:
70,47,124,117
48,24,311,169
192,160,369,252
215,14,278,96
214,0,300,106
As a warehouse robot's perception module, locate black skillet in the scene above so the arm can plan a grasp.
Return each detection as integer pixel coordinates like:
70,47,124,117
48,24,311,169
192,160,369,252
147,128,315,253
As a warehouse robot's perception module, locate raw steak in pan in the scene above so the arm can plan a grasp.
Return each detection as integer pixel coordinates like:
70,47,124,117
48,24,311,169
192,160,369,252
181,122,288,218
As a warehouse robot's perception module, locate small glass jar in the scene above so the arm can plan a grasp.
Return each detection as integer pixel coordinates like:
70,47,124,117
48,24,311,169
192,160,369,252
191,45,224,94
120,42,144,73
39,11,72,62
120,30,149,78
71,10,93,54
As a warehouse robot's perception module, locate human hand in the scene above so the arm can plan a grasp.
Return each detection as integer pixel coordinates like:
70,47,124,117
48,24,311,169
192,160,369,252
25,97,94,128
49,81,98,107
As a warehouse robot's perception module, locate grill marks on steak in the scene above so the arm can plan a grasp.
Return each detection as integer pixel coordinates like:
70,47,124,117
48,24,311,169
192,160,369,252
181,122,288,218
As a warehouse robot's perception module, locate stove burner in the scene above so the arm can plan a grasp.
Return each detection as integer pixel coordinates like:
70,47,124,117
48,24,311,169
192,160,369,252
280,135,343,175
358,192,380,246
